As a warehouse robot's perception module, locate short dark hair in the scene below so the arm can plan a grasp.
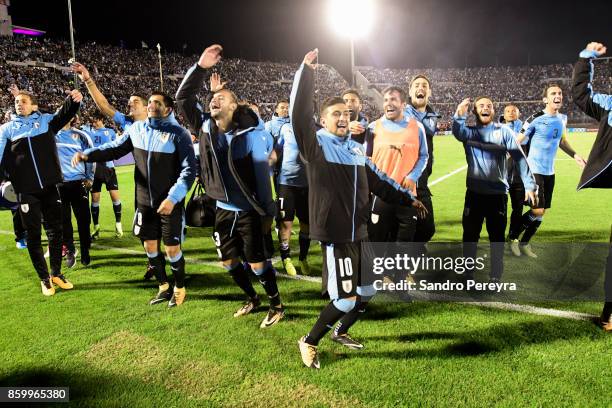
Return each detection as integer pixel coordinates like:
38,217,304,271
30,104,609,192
382,86,407,103
130,94,148,105
16,91,38,106
320,96,346,116
150,91,175,109
275,99,289,109
408,74,431,89
542,83,562,98
341,89,361,100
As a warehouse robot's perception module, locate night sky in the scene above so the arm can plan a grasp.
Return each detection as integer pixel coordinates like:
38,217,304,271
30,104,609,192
7,0,612,71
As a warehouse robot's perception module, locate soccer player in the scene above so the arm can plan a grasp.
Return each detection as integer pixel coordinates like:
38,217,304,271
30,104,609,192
72,62,154,278
571,41,612,331
500,104,528,251
274,120,311,276
265,99,290,142
404,75,440,246
453,97,537,282
87,111,122,239
176,44,285,328
507,85,587,257
365,86,428,243
73,92,196,308
292,49,427,368
0,89,83,296
56,116,95,268
342,89,368,144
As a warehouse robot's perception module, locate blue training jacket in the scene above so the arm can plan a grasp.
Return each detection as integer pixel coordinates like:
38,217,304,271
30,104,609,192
56,128,94,182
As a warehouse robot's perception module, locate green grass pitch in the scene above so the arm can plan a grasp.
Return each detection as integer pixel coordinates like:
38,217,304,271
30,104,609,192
0,132,610,407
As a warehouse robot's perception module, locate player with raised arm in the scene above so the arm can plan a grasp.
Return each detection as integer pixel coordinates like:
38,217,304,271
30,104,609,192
176,45,285,328
292,49,427,368
453,97,537,282
572,41,612,331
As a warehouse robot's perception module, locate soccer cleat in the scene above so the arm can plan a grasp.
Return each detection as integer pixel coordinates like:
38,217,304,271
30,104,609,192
602,320,612,332
260,306,285,328
299,259,311,276
330,333,364,350
283,258,297,276
149,283,172,305
168,287,186,308
65,249,78,269
509,239,521,257
51,274,74,290
15,239,27,249
520,244,538,258
41,278,55,296
115,222,123,238
298,336,320,369
91,224,100,240
233,297,261,317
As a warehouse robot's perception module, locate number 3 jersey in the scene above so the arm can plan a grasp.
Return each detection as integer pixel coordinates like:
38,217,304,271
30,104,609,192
522,111,567,176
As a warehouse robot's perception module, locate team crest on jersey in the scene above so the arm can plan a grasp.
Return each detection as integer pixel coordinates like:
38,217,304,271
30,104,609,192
160,132,170,143
71,133,79,140
351,147,364,156
20,204,29,213
342,280,353,293
33,123,40,129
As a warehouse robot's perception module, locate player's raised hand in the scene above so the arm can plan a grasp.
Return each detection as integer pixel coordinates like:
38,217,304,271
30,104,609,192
586,42,607,57
8,84,19,97
573,153,587,169
198,44,223,69
303,48,318,69
67,89,83,103
71,62,91,81
456,98,471,117
210,72,227,93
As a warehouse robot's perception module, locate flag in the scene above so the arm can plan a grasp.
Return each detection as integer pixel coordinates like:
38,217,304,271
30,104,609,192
141,41,148,49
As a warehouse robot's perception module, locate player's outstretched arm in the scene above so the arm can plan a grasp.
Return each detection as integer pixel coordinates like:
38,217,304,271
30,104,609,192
49,90,82,133
289,49,323,163
71,62,117,119
572,42,610,121
176,44,223,131
452,98,472,142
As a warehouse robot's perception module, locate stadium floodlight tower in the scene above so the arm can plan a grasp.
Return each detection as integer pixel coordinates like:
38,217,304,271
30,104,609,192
327,0,374,86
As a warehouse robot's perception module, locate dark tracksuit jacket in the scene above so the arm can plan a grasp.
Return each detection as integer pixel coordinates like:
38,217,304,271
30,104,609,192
175,64,275,217
290,63,416,244
572,49,612,190
0,98,80,194
84,113,196,209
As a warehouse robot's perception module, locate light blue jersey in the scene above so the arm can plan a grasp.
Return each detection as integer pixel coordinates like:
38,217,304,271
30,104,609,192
523,112,567,176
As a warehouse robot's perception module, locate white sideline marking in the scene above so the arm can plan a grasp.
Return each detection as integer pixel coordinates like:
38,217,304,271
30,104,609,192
429,165,467,187
0,231,598,321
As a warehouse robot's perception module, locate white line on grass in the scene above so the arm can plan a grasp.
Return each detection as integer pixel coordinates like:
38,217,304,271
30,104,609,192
429,165,468,187
0,229,596,321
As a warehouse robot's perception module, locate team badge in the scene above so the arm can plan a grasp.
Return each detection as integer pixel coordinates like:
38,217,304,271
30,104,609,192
34,123,40,129
160,132,170,143
342,280,353,293
72,133,79,140
20,204,29,213
371,213,379,224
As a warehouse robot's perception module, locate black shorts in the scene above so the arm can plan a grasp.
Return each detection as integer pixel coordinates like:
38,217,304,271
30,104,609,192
533,174,555,209
92,166,119,193
213,208,265,263
133,203,185,246
277,184,309,223
321,241,373,300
